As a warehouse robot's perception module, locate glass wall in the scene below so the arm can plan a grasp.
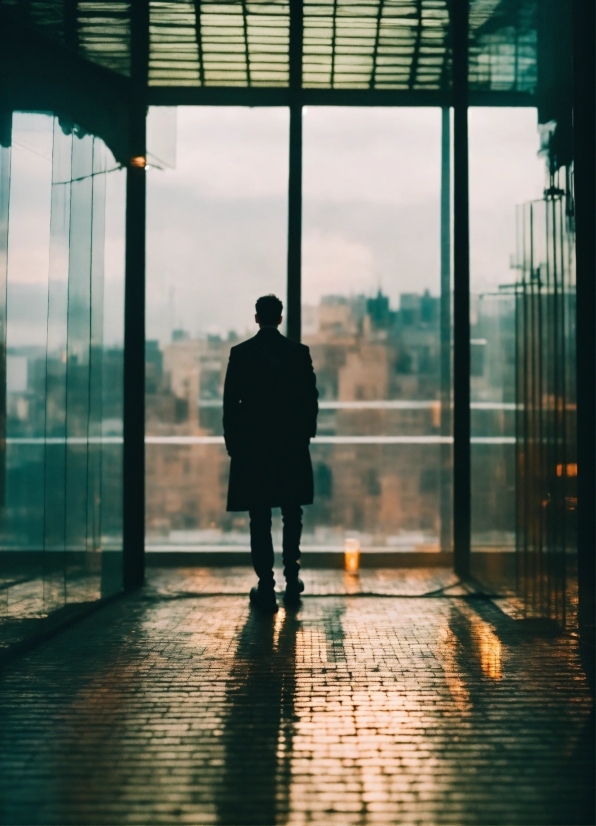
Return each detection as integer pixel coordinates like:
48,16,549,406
145,107,288,550
514,175,577,626
301,107,448,553
0,112,125,631
468,108,545,590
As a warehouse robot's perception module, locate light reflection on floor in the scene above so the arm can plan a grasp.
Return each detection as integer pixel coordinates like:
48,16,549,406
0,567,592,825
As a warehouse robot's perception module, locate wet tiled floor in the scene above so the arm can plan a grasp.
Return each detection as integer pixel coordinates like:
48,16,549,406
0,568,593,825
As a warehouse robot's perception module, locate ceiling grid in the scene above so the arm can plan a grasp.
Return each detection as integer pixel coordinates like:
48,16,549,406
2,0,537,94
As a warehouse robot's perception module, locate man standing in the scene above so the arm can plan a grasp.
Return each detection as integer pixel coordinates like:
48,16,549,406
223,294,319,613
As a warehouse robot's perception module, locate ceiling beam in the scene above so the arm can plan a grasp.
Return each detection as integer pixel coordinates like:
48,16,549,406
147,86,535,108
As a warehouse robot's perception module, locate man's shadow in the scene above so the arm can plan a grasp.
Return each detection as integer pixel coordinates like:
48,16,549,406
215,607,300,826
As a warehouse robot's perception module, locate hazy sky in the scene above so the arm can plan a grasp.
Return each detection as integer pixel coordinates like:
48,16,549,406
6,106,546,348
146,105,545,341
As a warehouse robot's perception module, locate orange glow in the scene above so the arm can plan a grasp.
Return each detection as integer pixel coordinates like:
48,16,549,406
556,462,578,477
469,615,503,680
130,156,147,168
343,571,361,594
344,538,360,573
437,625,471,712
431,401,441,429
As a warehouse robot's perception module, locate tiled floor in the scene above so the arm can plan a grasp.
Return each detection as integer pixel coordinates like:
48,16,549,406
0,568,593,825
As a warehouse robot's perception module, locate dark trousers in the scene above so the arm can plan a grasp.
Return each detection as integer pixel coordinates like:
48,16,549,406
248,505,303,590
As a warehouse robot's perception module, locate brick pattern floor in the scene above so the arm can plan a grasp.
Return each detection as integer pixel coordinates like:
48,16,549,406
148,566,465,597
0,568,593,825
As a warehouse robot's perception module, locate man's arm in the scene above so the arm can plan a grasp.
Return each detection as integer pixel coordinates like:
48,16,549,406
302,346,319,439
223,348,242,457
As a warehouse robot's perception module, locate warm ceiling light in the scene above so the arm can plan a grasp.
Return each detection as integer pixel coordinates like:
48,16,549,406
130,156,147,168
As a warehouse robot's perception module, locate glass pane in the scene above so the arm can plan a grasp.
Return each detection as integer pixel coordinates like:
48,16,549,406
302,107,447,555
0,112,125,638
5,113,53,553
514,176,577,625
3,113,53,620
43,118,72,611
146,107,289,550
468,108,544,593
100,149,126,595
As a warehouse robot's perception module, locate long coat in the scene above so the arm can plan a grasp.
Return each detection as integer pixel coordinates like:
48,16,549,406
223,328,319,511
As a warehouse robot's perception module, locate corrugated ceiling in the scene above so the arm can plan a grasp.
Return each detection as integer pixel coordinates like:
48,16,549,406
2,0,537,93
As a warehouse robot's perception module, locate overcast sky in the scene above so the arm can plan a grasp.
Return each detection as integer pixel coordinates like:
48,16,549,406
6,106,546,348
146,105,545,342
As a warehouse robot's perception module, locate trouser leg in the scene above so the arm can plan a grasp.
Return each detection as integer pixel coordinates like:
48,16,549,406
281,504,303,582
249,507,275,590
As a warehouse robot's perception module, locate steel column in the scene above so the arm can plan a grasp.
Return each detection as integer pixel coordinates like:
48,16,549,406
0,111,11,510
123,0,149,590
440,106,452,553
286,0,303,342
452,0,471,577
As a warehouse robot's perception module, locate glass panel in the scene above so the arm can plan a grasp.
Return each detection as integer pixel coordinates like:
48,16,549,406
63,129,95,599
301,107,447,554
43,118,73,611
5,113,54,554
0,112,125,642
146,107,289,550
468,107,544,593
2,113,53,623
514,179,577,625
469,0,537,93
100,147,126,596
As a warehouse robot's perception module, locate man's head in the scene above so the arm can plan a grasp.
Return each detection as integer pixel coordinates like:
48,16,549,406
255,294,283,328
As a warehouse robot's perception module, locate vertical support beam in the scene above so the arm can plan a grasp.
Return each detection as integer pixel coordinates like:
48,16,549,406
123,0,149,590
451,0,471,577
440,106,452,552
287,106,302,342
0,111,11,510
573,0,595,650
64,0,79,52
286,0,303,342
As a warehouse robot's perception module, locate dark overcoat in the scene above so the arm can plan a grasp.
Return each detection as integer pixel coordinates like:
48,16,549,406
223,328,319,511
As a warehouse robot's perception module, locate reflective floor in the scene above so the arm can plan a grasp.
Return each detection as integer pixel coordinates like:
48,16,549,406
0,568,593,825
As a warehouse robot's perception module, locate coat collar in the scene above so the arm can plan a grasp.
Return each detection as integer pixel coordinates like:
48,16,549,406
256,326,281,336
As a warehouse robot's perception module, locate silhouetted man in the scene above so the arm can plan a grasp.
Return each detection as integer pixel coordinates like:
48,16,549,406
223,294,319,613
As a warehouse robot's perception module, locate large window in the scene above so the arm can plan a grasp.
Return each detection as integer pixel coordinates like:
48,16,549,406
144,104,571,572
301,108,447,552
145,107,289,550
146,106,451,554
468,108,545,588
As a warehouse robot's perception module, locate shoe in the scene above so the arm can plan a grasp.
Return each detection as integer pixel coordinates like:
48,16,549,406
284,577,304,605
249,586,278,614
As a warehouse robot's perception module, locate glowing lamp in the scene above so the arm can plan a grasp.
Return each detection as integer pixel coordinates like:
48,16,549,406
344,538,360,573
130,156,147,168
